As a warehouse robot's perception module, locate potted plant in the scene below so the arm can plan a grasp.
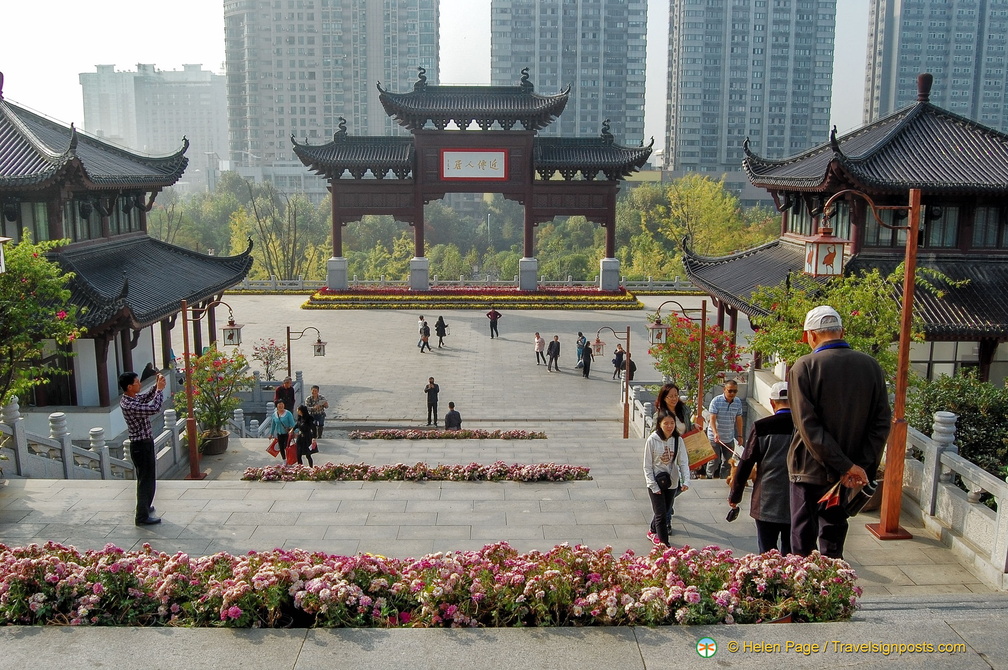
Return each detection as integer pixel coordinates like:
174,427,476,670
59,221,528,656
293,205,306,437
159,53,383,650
174,344,255,455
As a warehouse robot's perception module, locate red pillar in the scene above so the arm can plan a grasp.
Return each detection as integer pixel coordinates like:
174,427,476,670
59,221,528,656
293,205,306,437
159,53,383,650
330,184,343,257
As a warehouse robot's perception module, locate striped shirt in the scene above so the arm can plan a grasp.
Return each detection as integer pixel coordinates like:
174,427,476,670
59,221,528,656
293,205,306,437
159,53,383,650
120,386,164,441
707,393,743,444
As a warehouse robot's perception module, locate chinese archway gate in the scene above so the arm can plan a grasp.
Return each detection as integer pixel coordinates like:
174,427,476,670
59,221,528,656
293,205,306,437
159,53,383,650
293,68,652,291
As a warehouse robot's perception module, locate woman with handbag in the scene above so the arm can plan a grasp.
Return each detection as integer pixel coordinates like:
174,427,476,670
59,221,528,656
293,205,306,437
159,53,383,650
643,410,690,547
434,316,448,348
270,400,296,463
291,405,318,467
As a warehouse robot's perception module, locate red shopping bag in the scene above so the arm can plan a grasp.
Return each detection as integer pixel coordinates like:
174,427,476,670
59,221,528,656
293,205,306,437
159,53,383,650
285,442,298,465
266,438,279,458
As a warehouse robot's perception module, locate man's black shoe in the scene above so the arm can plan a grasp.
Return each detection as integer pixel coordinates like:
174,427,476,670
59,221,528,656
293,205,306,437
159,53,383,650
135,516,162,526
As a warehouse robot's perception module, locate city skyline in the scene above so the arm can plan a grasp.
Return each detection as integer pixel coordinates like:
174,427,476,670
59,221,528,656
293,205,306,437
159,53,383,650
2,0,869,154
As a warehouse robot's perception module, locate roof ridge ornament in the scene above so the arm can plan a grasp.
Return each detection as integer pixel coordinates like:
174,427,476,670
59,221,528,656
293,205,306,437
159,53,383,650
520,67,533,92
600,119,613,145
67,123,79,156
917,72,933,102
0,71,4,99
335,117,348,141
414,67,427,92
829,125,840,153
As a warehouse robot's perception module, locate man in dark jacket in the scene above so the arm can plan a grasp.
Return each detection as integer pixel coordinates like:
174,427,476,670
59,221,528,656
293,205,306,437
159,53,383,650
728,381,794,553
546,335,561,372
788,306,891,559
274,376,296,412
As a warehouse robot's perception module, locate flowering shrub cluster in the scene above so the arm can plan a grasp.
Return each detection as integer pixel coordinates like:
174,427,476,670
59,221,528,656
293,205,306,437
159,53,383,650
647,313,748,412
250,338,287,381
241,461,591,482
172,345,255,438
348,428,546,440
0,541,860,628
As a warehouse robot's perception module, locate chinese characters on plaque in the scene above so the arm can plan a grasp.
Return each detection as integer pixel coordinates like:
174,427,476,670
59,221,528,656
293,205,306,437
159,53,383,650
441,150,508,180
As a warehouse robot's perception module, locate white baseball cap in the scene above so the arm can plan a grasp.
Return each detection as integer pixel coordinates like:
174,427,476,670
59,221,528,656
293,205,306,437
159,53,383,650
768,381,788,400
802,305,842,332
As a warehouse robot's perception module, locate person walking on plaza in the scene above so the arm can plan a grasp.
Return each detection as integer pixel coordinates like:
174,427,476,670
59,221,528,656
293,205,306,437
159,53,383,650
119,370,166,526
419,320,432,353
486,307,502,338
581,341,594,378
274,376,296,413
444,401,462,431
546,335,561,372
612,344,625,379
705,380,744,479
291,405,318,467
306,385,329,437
788,306,891,559
424,376,440,426
417,315,425,348
575,332,587,368
728,381,795,554
643,410,690,547
534,332,547,365
269,400,296,461
435,316,448,348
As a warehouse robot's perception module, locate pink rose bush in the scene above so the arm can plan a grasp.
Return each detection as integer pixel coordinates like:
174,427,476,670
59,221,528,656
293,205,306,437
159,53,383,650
242,461,592,482
0,541,860,627
348,429,547,440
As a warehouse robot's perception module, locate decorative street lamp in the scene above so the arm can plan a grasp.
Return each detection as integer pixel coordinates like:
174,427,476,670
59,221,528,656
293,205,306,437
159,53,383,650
591,336,606,356
805,187,922,541
0,236,10,274
286,326,327,378
179,298,244,480
650,299,709,430
597,326,631,439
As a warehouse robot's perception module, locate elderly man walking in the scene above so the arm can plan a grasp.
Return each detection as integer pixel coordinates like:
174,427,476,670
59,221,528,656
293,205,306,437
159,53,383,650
788,306,891,559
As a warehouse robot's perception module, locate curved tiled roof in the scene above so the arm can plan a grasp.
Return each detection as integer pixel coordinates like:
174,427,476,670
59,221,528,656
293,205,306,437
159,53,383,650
743,90,1008,196
684,238,1008,340
378,68,568,132
0,94,188,191
54,236,253,333
534,123,653,181
292,123,414,180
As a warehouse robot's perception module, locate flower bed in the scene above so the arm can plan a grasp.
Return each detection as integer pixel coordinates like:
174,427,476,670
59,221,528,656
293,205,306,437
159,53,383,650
304,285,643,311
241,461,590,482
0,541,860,627
348,428,547,440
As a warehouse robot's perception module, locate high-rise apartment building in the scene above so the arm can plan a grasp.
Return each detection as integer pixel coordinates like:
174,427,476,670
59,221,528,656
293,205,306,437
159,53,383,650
224,0,439,182
863,0,1008,130
79,64,228,192
664,0,835,200
489,0,647,145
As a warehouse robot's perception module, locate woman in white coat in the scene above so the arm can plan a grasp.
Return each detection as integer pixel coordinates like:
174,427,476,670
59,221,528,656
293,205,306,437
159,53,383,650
643,410,690,547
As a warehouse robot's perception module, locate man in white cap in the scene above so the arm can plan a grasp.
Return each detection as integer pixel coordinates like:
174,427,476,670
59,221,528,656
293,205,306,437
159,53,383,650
728,381,794,554
787,305,891,559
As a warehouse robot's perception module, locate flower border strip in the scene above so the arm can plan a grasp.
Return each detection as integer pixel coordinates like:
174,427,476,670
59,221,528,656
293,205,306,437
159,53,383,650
0,541,861,627
348,429,547,440
241,461,590,482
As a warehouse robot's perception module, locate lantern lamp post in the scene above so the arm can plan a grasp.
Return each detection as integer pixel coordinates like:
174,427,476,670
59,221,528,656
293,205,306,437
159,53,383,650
286,326,327,379
179,298,244,480
649,299,709,430
805,187,922,541
597,326,631,439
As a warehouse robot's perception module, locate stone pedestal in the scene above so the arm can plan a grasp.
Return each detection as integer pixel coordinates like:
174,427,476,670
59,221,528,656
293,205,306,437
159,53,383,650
599,257,621,291
409,257,430,291
519,257,538,291
326,256,348,290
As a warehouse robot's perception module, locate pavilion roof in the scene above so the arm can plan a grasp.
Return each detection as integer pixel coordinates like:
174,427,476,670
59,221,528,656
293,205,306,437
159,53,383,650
292,121,414,179
377,68,569,132
743,74,1008,197
0,75,187,192
534,123,653,180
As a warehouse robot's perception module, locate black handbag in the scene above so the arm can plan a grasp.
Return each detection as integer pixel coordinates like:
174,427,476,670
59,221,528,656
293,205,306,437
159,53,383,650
655,471,673,491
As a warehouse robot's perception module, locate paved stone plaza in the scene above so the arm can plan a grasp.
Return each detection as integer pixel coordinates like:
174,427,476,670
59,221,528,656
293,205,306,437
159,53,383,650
2,295,1007,668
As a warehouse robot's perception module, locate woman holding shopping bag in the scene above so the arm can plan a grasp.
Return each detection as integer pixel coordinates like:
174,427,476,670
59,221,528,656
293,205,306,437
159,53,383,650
269,400,296,462
291,405,318,467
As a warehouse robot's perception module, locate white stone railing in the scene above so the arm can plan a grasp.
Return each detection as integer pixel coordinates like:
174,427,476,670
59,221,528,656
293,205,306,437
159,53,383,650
228,275,697,293
903,411,1008,590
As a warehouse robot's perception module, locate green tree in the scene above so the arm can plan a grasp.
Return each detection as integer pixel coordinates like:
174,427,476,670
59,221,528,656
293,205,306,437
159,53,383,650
0,237,84,405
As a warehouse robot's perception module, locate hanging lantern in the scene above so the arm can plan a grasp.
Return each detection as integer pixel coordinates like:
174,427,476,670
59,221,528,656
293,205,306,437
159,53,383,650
646,318,671,345
592,337,605,356
312,337,327,357
803,225,845,277
221,316,244,345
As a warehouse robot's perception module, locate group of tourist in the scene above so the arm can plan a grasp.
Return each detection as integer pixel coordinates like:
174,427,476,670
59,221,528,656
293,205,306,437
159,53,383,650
417,315,450,352
643,305,890,562
532,332,629,380
262,377,329,467
422,376,462,430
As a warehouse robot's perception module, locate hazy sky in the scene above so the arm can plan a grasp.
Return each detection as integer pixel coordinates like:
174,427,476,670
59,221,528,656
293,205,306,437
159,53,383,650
0,0,870,146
